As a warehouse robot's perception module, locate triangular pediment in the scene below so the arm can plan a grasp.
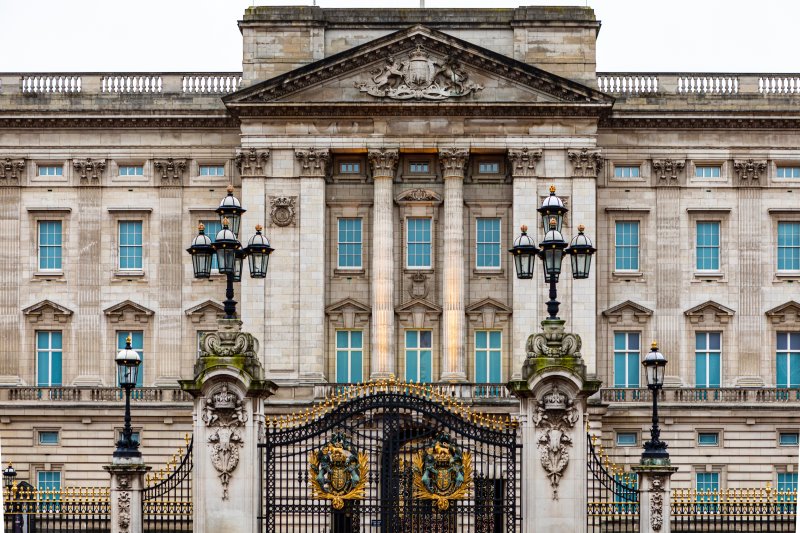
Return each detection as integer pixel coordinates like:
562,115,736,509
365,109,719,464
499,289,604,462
602,300,653,325
395,298,443,314
766,301,800,324
684,300,735,325
224,25,612,116
185,300,225,323
103,300,154,323
466,297,512,329
326,298,372,315
466,297,512,315
22,299,73,323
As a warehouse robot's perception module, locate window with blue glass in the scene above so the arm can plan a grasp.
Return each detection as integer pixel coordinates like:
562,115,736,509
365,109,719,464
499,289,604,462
698,432,719,446
199,165,224,176
616,432,638,446
335,330,363,383
38,221,63,271
118,221,143,270
405,330,432,383
696,472,720,501
475,331,501,383
615,222,639,271
407,218,432,268
696,332,722,388
695,166,721,178
337,218,363,269
119,165,144,176
38,431,60,445
38,165,63,177
476,218,501,269
778,472,798,493
779,432,799,446
614,166,640,178
117,331,143,387
778,222,800,272
201,220,221,271
37,471,61,492
478,161,500,174
777,332,800,388
777,166,800,179
696,222,720,271
36,331,62,387
614,332,640,388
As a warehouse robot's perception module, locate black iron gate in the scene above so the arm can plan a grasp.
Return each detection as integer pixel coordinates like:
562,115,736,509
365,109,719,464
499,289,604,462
142,435,193,532
260,381,520,532
587,434,639,532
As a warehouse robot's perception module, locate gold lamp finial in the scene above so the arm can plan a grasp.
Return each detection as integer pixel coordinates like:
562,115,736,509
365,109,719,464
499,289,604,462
549,184,556,194
227,184,234,193
520,224,528,233
198,222,205,232
578,224,585,232
126,335,132,344
255,224,263,232
651,340,658,349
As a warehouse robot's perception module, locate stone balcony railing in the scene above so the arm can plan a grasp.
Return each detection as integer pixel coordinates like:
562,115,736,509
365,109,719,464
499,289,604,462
601,387,800,404
0,386,193,403
0,73,243,95
312,382,514,403
597,72,800,96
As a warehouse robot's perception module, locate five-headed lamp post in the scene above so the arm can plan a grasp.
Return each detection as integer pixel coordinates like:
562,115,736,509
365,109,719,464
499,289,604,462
641,341,669,462
114,336,142,459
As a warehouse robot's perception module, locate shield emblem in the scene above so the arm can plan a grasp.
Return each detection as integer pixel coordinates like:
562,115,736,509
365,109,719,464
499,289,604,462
405,48,434,88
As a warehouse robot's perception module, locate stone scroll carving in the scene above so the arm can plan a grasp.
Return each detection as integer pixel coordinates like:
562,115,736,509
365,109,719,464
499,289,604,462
357,46,483,101
568,148,603,178
154,158,187,184
73,158,106,183
199,328,259,359
652,159,685,183
235,148,270,177
650,476,665,531
202,384,248,500
532,384,579,500
507,148,542,178
269,196,297,227
733,159,767,181
526,321,582,358
1,158,25,184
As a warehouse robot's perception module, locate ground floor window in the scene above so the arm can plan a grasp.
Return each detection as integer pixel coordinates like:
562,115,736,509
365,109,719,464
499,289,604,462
335,330,363,383
405,330,432,383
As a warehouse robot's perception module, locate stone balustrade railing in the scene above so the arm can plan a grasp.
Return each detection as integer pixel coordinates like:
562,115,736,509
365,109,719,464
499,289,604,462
601,387,800,403
598,72,800,96
0,386,193,402
0,73,243,95
313,382,513,401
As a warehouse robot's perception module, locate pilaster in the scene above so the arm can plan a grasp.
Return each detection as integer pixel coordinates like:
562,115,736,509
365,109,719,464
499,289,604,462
633,465,678,533
736,186,765,385
155,182,184,384
655,185,681,383
0,178,21,383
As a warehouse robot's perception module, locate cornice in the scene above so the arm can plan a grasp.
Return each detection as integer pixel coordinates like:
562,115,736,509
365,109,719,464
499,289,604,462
0,115,239,129
600,115,800,130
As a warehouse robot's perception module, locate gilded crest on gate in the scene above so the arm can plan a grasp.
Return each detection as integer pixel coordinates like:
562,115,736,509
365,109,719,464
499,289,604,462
308,433,368,509
412,434,473,510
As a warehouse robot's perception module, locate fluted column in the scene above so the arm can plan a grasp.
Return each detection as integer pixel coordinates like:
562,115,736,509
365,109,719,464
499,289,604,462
368,149,399,379
439,148,469,382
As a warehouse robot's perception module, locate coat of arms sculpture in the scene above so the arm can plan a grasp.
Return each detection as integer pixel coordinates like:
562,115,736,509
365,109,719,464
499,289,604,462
308,433,369,509
412,434,473,510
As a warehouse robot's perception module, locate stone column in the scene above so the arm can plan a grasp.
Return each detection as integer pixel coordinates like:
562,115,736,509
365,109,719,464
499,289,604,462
368,148,399,379
180,318,276,533
0,161,23,384
104,462,149,533
633,465,678,533
439,148,469,382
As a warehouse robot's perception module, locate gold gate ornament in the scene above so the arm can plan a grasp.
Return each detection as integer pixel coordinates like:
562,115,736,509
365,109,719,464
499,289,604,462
308,433,368,509
412,434,473,510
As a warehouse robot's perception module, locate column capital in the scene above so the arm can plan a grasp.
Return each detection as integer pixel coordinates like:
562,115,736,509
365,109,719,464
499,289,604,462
567,147,603,178
507,148,542,178
438,147,469,179
368,148,399,178
235,148,270,177
295,148,330,178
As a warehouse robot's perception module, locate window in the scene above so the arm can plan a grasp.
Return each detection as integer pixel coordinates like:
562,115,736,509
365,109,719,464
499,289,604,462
38,221,63,271
777,166,800,179
695,166,721,178
696,222,720,271
778,222,800,272
201,220,221,271
616,432,638,446
614,166,640,178
615,222,639,271
407,218,432,268
119,165,144,176
337,218,363,269
405,330,432,383
779,432,799,446
38,165,63,177
199,165,224,177
698,432,719,446
478,161,500,174
777,332,800,388
335,330,363,383
38,430,60,445
117,331,143,387
613,332,640,388
696,472,719,494
409,161,430,173
339,161,361,174
476,218,501,269
778,472,798,493
475,331,501,383
118,221,143,270
37,471,61,492
696,332,721,388
36,331,62,387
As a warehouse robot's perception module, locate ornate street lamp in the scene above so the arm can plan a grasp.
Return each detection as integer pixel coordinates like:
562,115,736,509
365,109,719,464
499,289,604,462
215,185,246,238
114,336,142,459
641,341,669,462
3,462,16,491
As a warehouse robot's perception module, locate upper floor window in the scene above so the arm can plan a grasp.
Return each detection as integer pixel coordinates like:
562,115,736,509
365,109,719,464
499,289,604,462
38,221,63,271
616,432,638,446
613,332,640,388
614,166,640,178
409,161,430,174
36,331,62,387
696,332,721,388
117,331,143,387
697,432,720,446
118,221,143,270
201,220,222,271
778,472,798,493
695,472,719,493
337,218,363,269
407,218,432,269
777,166,800,179
38,430,60,445
119,165,144,176
335,330,363,383
478,161,500,174
405,330,432,383
696,222,720,271
615,221,640,271
476,218,501,269
777,332,800,388
475,330,502,383
339,161,361,174
779,432,799,446
38,165,63,177
695,166,721,178
777,222,800,272
199,165,224,177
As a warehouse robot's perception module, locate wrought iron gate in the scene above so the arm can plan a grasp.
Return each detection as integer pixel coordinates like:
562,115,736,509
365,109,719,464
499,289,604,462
143,435,193,532
587,434,639,532
260,380,520,532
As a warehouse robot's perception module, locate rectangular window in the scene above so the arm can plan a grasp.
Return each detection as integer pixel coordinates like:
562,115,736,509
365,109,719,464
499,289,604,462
698,432,720,446
696,222,720,271
777,166,800,179
695,332,722,388
478,161,500,174
476,218,501,269
475,331,502,383
38,430,60,445
118,221,143,270
199,165,225,177
614,166,640,178
779,432,799,446
616,432,638,446
409,161,430,174
613,332,640,388
778,472,798,493
776,332,800,388
339,161,361,174
407,218,432,268
405,330,432,383
38,221,63,271
38,165,63,177
337,218,363,269
117,331,143,387
778,222,800,272
119,165,144,176
335,330,363,383
695,166,721,178
615,221,640,271
696,472,719,493
37,471,61,493
201,220,221,271
36,331,63,387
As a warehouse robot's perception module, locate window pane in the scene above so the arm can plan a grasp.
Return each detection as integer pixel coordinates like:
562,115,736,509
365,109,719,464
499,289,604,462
475,348,487,383
39,431,59,445
119,221,143,270
338,218,363,268
407,218,432,268
616,433,637,446
698,433,719,446
419,350,431,383
420,330,432,348
696,222,720,270
39,221,63,270
336,350,349,383
779,433,799,446
476,218,501,268
615,222,640,271
778,222,800,271
478,162,499,174
778,472,798,492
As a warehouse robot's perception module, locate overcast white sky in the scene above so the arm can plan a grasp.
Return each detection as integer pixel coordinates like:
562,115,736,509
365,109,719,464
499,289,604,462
0,0,798,73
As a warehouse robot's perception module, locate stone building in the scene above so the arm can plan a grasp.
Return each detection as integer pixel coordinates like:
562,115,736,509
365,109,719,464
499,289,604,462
1,5,799,495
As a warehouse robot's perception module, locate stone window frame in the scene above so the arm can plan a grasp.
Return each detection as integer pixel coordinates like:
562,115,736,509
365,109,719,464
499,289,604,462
465,298,512,383
22,301,73,387
776,429,800,447
611,330,643,389
690,160,728,183
331,155,368,183
400,155,438,182
467,202,510,278
26,207,72,280
769,209,800,280
108,208,153,280
104,300,154,387
110,160,150,184
610,161,647,183
31,160,67,183
31,465,64,490
766,307,800,388
775,467,798,494
469,155,506,182
696,429,723,448
604,208,650,281
687,208,731,282
771,161,800,182
395,300,442,381
402,328,435,383
684,301,735,387
327,201,371,278
692,465,726,491
396,189,442,275
613,430,639,447
601,301,654,387
34,428,61,447
185,299,225,359
325,298,371,382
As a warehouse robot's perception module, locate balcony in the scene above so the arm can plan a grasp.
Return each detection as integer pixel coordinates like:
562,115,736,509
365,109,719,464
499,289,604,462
0,386,193,403
600,387,800,404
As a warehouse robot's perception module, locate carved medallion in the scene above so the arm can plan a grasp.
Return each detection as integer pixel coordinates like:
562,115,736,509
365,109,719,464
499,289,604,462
202,384,248,500
308,433,369,510
412,434,473,510
269,196,297,227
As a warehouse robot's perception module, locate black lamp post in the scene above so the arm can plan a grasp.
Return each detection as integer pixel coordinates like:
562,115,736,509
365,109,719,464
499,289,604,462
186,185,274,319
641,341,669,462
510,185,597,319
114,336,142,459
3,462,16,491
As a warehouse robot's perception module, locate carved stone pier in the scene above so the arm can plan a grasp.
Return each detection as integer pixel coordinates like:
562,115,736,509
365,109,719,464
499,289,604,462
634,462,678,532
180,318,276,533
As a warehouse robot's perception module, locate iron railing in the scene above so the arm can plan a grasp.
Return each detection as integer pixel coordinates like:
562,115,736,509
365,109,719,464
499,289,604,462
3,485,110,532
587,434,639,532
671,487,797,532
143,434,194,532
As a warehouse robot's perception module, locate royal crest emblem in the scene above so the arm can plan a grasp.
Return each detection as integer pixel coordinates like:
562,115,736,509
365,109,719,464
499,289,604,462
308,433,369,509
412,434,473,510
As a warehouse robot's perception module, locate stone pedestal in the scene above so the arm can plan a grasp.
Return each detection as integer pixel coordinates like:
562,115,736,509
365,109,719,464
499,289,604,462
180,318,277,533
634,464,678,533
104,460,149,533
